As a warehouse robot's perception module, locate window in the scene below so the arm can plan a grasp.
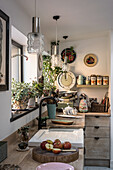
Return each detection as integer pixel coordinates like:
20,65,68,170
11,40,23,82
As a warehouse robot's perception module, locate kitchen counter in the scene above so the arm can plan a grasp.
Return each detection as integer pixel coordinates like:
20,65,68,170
1,142,84,170
46,112,85,129
1,111,110,170
2,124,84,170
46,111,110,129
83,111,110,117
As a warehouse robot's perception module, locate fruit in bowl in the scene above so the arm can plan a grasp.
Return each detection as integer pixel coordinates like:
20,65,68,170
63,141,71,149
52,148,61,154
45,143,53,151
40,141,47,150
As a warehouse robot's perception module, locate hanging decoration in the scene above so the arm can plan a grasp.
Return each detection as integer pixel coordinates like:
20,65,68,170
61,47,76,64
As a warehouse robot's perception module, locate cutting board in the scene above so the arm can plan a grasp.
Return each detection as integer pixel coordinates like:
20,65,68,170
32,146,79,163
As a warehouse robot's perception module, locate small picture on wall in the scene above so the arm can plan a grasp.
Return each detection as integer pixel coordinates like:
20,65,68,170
84,53,98,67
0,10,9,91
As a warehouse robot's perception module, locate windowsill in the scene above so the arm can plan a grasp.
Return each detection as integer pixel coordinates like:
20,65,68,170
10,103,47,122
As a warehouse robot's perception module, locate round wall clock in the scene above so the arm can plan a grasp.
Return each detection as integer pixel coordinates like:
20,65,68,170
61,48,76,63
84,53,98,67
57,71,76,90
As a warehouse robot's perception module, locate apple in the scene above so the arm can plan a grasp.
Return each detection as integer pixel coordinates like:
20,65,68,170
54,139,61,143
46,139,53,144
45,143,53,151
53,142,63,149
63,141,71,149
40,141,47,150
52,148,61,154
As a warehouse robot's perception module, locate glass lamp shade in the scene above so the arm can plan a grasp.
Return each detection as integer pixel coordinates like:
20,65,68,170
27,32,44,54
62,56,69,72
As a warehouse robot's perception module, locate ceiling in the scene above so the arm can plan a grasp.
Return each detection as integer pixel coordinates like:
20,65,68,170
15,0,113,42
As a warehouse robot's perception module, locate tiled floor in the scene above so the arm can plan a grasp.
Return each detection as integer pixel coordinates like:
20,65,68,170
84,167,113,170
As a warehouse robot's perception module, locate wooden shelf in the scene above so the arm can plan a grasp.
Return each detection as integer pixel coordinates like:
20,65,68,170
76,85,109,88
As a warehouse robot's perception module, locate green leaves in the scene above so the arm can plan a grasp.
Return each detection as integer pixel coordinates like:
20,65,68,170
42,55,62,92
11,79,31,103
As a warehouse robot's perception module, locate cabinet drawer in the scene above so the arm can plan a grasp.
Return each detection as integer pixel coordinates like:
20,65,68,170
85,138,110,159
85,126,110,137
85,116,110,127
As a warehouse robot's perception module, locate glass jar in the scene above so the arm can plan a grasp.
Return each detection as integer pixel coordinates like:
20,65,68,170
103,76,109,85
78,75,83,85
90,75,97,85
97,75,102,85
86,76,90,85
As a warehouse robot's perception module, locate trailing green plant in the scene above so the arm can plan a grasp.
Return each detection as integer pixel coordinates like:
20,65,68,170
31,80,44,97
42,55,62,92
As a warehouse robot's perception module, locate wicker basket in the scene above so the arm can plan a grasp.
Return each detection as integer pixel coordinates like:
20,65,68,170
91,103,105,112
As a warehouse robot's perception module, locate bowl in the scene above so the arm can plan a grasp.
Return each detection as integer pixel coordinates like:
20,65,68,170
18,142,28,150
36,162,74,170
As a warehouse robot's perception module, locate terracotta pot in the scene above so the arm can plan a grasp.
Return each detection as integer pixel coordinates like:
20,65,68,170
13,100,28,110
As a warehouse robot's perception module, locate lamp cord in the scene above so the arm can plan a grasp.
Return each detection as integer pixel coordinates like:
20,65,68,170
56,20,57,50
35,0,36,17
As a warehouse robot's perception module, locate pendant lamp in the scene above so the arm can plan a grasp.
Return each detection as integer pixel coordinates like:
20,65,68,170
52,15,60,67
62,36,69,72
27,0,44,54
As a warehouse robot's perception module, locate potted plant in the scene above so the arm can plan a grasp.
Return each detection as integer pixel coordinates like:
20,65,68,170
17,126,30,142
11,79,31,109
42,54,62,118
27,81,41,107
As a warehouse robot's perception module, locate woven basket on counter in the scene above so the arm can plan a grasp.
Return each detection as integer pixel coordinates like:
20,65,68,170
91,103,105,112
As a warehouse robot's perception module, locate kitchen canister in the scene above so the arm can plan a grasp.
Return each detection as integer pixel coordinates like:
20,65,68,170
86,76,90,85
78,75,83,85
97,75,102,85
90,75,97,85
103,76,109,85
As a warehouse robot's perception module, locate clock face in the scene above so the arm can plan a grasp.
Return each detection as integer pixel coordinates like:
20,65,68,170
57,71,76,90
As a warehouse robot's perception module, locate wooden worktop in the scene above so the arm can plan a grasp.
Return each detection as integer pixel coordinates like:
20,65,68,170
2,143,83,170
47,114,85,129
83,112,110,117
1,123,84,170
46,111,110,129
1,111,110,170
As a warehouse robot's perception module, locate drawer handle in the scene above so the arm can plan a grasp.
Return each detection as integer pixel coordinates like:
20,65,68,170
94,137,99,140
95,116,100,118
95,126,99,129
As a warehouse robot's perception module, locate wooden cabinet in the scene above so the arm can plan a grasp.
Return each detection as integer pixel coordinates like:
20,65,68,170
84,115,110,167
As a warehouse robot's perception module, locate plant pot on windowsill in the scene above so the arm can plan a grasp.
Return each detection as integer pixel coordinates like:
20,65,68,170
13,100,28,110
28,97,35,108
11,79,31,110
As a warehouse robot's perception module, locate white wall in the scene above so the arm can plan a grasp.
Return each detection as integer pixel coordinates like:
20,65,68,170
0,0,49,140
59,36,110,102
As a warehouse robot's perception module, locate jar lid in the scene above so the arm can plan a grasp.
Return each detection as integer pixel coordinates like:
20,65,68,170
97,75,102,77
90,74,97,77
103,76,109,77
